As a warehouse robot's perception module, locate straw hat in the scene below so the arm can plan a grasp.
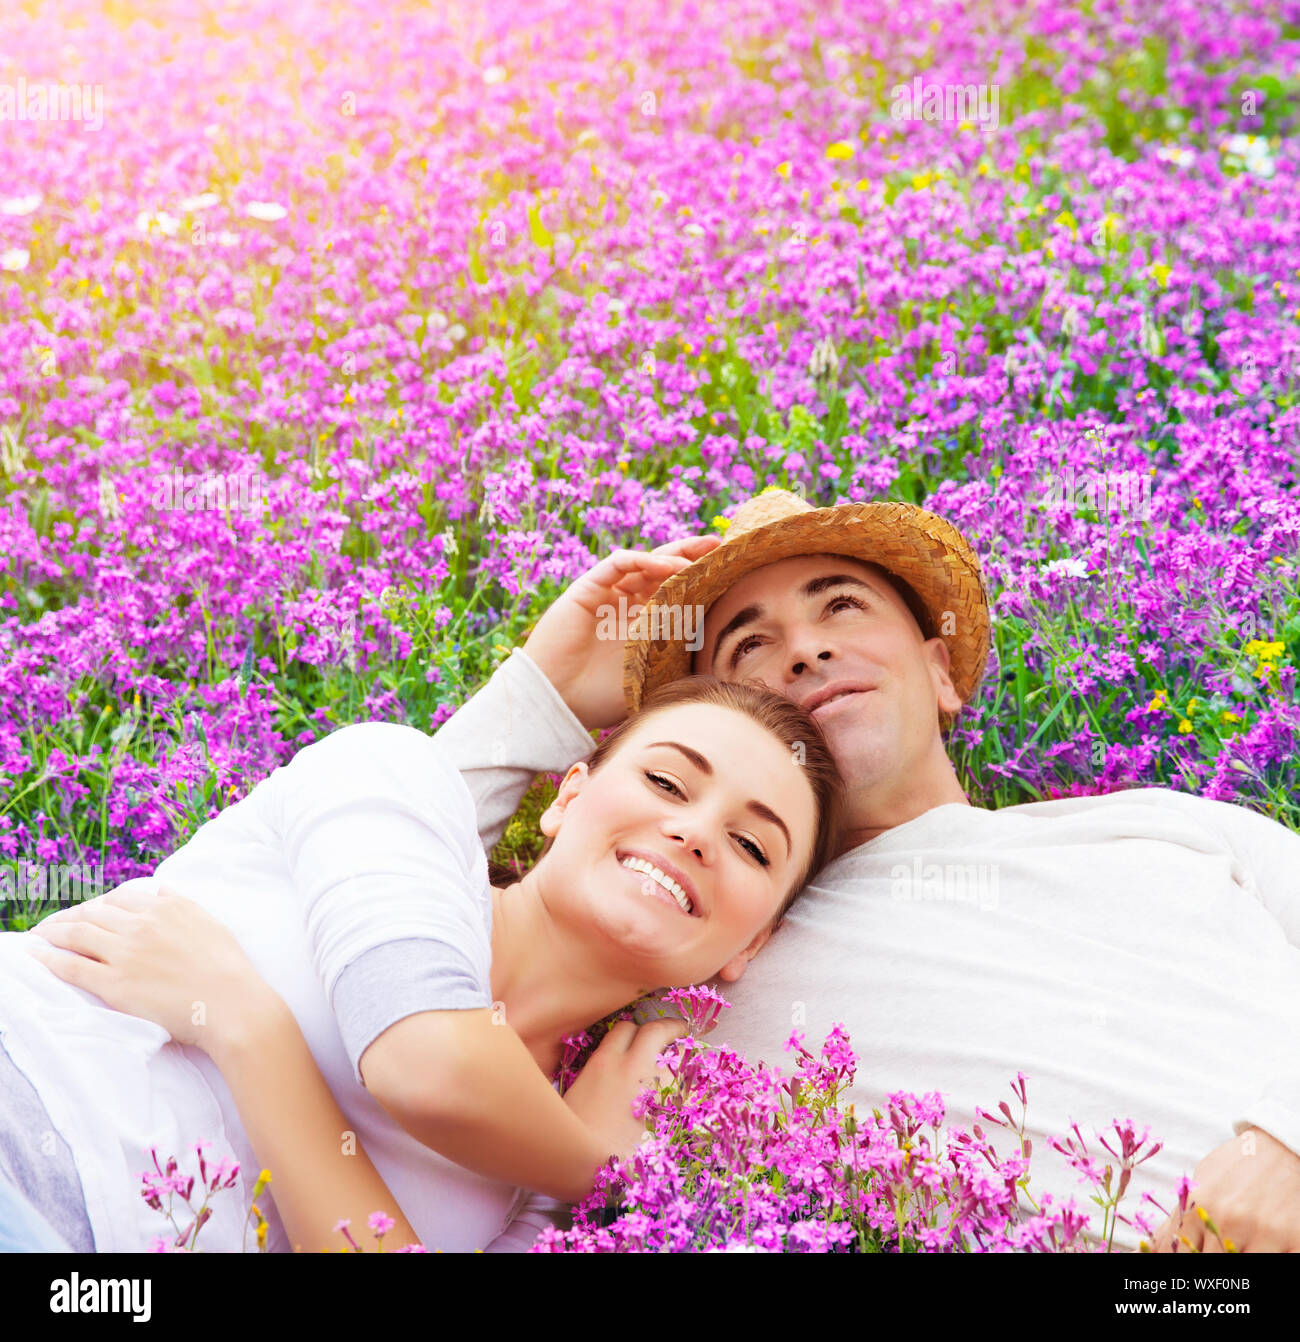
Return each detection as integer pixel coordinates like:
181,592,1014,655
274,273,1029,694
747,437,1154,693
622,489,991,722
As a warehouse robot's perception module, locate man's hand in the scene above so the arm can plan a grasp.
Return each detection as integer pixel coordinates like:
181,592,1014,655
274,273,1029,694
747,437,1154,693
521,535,721,729
1150,1126,1300,1252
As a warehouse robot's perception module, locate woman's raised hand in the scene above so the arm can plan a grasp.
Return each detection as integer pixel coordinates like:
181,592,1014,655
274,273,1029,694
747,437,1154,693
559,1017,691,1168
24,881,278,1053
521,535,720,730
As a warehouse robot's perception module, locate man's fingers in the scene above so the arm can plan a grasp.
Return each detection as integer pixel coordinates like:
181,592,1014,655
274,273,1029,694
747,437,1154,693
651,535,722,561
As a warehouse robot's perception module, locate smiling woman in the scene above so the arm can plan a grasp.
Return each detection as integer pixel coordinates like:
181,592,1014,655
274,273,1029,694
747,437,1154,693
0,673,842,1253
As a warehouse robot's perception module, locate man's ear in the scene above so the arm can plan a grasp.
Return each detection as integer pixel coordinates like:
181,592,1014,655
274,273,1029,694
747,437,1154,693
924,636,962,716
715,922,775,983
538,762,590,838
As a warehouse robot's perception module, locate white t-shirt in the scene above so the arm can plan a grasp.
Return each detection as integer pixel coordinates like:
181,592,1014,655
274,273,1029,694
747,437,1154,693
0,721,561,1252
437,650,1300,1250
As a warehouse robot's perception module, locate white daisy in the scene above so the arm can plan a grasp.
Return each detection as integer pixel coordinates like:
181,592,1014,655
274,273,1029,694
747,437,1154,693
136,210,180,237
0,194,42,216
1,247,30,272
245,201,287,222
181,192,220,212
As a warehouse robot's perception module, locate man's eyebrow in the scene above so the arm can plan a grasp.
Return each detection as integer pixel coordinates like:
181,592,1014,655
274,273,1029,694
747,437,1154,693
646,742,791,858
710,575,879,669
708,603,763,671
799,573,877,599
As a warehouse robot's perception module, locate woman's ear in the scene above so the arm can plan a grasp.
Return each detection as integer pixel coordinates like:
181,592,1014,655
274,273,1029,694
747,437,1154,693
538,762,591,837
715,922,775,983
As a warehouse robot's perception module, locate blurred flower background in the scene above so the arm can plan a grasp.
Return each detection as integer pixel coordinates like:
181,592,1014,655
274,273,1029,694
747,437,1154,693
1,0,1298,924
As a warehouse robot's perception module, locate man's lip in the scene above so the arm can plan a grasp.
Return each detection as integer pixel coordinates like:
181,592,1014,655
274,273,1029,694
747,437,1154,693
616,848,701,916
801,682,874,714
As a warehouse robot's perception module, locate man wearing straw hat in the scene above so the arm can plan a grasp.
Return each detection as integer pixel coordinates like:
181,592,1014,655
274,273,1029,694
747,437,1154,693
436,488,1300,1252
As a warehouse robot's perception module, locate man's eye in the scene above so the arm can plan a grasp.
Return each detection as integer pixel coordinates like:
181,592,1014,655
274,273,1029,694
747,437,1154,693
736,834,770,867
827,594,866,614
729,635,762,668
645,771,684,798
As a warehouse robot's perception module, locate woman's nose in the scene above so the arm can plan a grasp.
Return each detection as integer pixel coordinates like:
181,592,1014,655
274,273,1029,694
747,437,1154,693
661,815,710,862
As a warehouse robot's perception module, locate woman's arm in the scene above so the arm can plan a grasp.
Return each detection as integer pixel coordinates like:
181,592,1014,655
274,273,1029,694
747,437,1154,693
27,884,420,1252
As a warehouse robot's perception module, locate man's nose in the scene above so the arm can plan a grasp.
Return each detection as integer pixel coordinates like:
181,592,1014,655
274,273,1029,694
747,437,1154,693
787,631,834,679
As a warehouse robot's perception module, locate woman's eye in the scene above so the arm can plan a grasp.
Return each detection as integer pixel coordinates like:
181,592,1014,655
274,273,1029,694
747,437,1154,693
645,771,684,798
736,835,770,867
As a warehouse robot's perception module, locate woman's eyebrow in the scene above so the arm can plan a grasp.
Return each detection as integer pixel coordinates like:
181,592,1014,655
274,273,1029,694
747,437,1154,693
647,741,791,857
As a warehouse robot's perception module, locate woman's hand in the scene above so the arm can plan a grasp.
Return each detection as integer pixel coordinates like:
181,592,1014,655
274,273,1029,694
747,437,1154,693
24,880,279,1055
521,536,721,730
560,1018,691,1166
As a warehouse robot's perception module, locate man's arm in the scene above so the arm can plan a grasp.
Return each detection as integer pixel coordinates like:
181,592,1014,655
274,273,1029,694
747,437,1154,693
431,649,595,854
1144,791,1300,1250
430,536,721,854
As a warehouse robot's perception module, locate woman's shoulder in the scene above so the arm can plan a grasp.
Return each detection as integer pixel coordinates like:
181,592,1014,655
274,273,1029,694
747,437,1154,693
281,722,476,824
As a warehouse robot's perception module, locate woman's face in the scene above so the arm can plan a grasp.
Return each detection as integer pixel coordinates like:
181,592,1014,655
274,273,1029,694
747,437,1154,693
535,702,819,989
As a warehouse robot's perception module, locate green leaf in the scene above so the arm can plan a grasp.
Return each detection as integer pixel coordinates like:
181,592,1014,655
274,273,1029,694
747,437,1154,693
527,202,553,250
467,246,489,286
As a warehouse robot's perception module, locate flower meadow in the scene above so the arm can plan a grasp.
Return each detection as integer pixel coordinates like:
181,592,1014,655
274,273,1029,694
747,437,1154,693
141,990,1206,1254
1,0,1298,916
0,0,1297,1257
536,988,1191,1253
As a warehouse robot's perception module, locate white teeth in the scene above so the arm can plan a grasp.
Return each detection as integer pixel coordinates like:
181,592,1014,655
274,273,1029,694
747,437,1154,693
619,857,694,914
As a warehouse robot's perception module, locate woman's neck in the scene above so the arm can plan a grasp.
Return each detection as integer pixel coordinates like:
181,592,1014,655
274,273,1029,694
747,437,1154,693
487,880,651,1076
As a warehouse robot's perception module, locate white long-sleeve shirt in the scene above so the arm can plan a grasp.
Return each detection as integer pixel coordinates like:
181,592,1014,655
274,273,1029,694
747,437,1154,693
435,649,1300,1249
0,721,565,1252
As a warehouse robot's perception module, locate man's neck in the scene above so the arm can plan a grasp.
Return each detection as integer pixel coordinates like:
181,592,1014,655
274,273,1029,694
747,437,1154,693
838,756,970,855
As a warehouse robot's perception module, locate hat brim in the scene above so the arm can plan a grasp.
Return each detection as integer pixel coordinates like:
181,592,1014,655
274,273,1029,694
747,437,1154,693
622,501,991,717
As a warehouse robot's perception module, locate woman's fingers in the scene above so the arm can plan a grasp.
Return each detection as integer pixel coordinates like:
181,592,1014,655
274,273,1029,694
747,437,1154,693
29,917,119,963
25,939,112,995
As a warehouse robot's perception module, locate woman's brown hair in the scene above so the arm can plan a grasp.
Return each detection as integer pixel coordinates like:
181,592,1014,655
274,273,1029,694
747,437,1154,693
494,675,844,928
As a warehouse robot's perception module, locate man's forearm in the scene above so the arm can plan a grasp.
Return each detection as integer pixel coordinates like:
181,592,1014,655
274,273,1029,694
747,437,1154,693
431,648,595,852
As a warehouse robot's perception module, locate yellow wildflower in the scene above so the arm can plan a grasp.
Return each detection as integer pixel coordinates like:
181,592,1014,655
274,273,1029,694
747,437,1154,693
775,161,791,179
1220,710,1240,725
711,515,732,533
1151,263,1172,288
1186,698,1198,715
1177,719,1193,734
1147,690,1167,712
825,140,854,161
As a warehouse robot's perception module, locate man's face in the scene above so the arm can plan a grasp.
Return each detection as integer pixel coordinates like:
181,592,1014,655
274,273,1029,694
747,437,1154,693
693,554,962,794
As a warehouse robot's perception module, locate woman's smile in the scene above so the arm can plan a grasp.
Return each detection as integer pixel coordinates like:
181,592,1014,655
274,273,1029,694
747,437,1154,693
617,850,699,916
